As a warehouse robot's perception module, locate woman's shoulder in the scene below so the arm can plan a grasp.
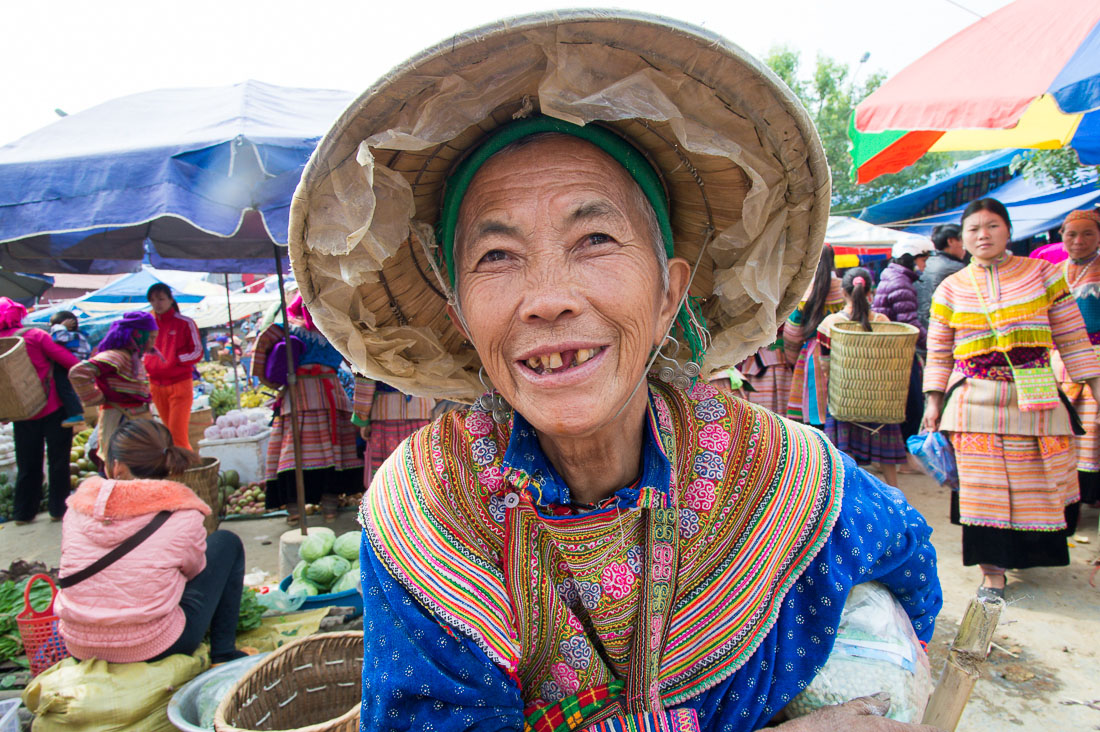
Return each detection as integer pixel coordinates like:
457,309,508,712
68,476,211,519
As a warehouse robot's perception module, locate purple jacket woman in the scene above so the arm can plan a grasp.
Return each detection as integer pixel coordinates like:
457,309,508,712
872,262,926,348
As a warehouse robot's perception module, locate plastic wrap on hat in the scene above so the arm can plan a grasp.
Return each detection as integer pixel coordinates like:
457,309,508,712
290,11,829,402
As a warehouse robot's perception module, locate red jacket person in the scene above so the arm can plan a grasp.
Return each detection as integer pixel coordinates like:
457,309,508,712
144,283,202,449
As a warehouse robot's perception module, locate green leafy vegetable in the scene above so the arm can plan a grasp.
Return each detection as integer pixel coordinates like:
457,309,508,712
237,589,265,633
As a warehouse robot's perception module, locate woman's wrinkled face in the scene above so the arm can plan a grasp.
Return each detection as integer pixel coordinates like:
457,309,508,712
451,136,687,438
1063,219,1100,261
962,210,1010,264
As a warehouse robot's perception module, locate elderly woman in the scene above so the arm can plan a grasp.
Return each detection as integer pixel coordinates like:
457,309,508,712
923,199,1100,599
1055,209,1100,507
290,13,941,731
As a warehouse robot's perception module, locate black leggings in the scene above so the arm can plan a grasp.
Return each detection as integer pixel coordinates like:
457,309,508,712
13,408,73,521
149,530,246,663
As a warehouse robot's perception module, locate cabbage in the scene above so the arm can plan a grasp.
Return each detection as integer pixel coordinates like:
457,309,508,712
292,560,309,582
299,531,335,562
330,568,360,594
333,531,360,561
287,578,320,597
306,555,351,588
350,559,359,572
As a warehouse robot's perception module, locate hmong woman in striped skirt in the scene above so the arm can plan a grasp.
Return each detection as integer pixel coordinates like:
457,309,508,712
1055,210,1100,508
353,377,436,489
784,244,844,424
923,199,1100,599
250,295,360,522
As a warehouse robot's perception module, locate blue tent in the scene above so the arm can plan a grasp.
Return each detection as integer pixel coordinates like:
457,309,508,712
860,150,1100,240
0,80,353,274
74,269,204,305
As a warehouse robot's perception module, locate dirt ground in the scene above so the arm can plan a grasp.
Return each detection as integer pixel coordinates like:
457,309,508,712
1,470,1098,730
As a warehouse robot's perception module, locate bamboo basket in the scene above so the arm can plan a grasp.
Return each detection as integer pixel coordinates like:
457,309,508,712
214,632,362,732
188,407,212,450
0,337,48,421
169,456,221,534
827,321,919,425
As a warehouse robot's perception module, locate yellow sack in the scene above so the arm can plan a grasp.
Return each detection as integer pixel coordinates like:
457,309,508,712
22,647,209,732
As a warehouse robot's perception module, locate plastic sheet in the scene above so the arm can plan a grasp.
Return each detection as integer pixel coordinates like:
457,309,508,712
784,582,933,723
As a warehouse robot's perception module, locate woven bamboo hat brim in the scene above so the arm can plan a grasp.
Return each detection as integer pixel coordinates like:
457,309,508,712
289,10,830,402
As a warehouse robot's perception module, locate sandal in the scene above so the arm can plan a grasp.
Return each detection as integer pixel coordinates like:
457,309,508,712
976,585,1005,601
285,504,300,525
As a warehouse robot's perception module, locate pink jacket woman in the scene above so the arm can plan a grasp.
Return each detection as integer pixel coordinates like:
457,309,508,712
0,297,81,523
56,475,209,663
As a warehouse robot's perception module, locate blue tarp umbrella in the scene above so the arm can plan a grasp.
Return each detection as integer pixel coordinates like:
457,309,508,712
0,80,353,274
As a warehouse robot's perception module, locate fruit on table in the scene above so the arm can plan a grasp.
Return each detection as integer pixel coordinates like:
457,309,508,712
223,482,267,516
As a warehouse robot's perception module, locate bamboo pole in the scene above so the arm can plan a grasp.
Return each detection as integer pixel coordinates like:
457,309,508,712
272,243,309,535
921,596,1004,731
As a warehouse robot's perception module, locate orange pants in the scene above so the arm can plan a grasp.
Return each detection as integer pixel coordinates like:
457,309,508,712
151,379,194,450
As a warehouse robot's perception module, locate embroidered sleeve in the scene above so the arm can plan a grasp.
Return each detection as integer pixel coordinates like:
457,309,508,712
360,536,524,730
68,358,108,407
833,455,942,642
783,311,805,366
1046,269,1100,382
924,284,955,394
353,376,376,426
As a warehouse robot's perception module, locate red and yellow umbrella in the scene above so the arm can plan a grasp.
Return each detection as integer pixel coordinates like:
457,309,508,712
850,0,1100,183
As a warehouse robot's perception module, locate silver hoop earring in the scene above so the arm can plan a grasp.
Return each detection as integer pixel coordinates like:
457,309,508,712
477,366,511,424
655,335,701,391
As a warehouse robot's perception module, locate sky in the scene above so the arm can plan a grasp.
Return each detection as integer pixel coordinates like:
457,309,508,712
2,0,1014,146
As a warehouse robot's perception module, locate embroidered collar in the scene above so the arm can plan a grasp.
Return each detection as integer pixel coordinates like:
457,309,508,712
972,252,1012,269
1071,251,1100,267
501,389,673,514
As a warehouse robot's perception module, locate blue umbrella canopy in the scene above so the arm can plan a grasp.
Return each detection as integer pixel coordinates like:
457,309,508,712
0,80,353,274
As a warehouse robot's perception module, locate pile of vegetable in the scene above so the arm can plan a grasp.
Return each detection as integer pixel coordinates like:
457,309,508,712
204,408,270,441
287,528,360,597
69,428,96,488
239,388,273,409
223,481,267,516
0,573,54,666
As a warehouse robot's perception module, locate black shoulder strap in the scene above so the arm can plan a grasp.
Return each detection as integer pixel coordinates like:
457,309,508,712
58,511,173,589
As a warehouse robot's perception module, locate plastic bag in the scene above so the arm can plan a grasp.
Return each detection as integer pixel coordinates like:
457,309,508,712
784,582,933,723
252,587,306,614
906,431,958,488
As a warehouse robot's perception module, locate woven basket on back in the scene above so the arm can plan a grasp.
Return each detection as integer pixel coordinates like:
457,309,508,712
827,321,919,425
169,456,221,535
214,632,362,732
0,337,48,421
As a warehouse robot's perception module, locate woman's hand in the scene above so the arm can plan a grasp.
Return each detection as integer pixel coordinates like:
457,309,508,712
359,424,372,441
774,694,945,732
921,392,943,433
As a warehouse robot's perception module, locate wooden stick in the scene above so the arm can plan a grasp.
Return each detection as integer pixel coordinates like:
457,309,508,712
921,597,1004,731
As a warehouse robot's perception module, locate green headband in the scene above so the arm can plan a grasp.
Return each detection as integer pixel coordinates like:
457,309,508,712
437,116,675,286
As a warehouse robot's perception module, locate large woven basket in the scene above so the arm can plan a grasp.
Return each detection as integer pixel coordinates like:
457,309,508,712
214,632,362,732
0,337,48,421
827,321,919,425
169,456,221,534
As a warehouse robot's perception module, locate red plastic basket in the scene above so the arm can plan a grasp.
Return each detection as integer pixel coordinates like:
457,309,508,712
15,574,70,676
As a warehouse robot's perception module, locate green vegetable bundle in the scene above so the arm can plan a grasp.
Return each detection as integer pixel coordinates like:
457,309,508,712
237,589,265,633
0,577,54,665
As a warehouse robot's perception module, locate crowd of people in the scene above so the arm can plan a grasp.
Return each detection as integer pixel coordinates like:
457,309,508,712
732,200,1100,600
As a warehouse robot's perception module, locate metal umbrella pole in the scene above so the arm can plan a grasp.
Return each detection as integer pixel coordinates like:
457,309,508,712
223,273,242,409
272,243,309,534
